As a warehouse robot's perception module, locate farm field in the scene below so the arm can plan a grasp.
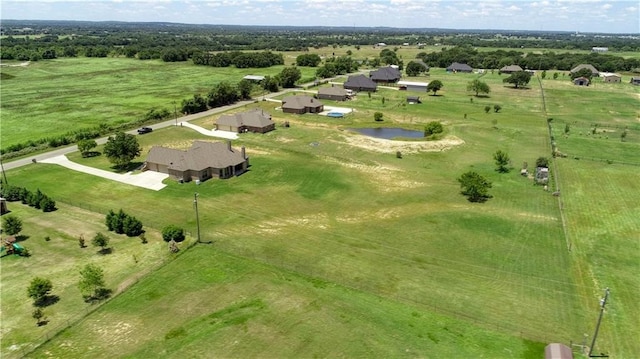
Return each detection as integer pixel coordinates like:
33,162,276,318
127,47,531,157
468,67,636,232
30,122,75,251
1,55,639,358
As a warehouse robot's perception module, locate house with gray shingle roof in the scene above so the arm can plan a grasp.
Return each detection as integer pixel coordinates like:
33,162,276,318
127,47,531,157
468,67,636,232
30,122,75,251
370,66,402,83
216,109,275,133
144,140,249,182
446,62,473,73
570,64,599,76
343,74,377,92
499,65,523,74
281,95,324,114
317,86,348,101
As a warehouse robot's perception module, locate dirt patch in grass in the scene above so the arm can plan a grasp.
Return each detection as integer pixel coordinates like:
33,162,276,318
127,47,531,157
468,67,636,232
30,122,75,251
319,156,425,192
339,133,465,154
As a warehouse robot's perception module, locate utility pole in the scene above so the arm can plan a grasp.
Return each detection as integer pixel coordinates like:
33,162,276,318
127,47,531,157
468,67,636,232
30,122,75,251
589,287,610,357
174,101,178,126
0,158,8,185
193,192,201,243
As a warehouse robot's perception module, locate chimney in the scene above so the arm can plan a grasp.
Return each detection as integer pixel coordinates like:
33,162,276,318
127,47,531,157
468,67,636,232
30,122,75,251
227,140,232,151
241,146,246,159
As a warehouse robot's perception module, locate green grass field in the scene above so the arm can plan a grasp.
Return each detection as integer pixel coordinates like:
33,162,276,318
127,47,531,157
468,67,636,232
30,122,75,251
1,55,639,358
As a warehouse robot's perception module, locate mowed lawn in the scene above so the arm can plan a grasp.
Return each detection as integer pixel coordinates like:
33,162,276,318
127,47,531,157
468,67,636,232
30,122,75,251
2,66,599,358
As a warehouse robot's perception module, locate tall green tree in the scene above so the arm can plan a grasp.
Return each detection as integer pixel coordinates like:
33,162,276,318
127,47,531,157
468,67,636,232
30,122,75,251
405,61,427,76
493,150,511,173
278,67,301,88
427,80,443,96
27,277,53,307
77,139,97,157
503,71,532,89
103,132,141,169
78,263,108,301
467,79,491,96
424,122,444,136
296,53,321,67
237,79,253,100
2,215,22,235
92,232,110,253
457,171,492,202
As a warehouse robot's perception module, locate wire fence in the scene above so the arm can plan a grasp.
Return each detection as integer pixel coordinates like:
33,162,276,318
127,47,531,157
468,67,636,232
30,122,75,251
9,237,199,359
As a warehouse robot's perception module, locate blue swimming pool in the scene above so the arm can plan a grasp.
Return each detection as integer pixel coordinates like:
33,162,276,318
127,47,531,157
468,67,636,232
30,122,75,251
327,112,344,118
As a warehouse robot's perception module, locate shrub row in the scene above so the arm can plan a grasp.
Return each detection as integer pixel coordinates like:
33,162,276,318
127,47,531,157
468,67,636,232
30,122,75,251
0,184,57,212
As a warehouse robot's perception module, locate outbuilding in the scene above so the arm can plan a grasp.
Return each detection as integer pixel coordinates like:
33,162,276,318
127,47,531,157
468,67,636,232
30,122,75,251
573,77,590,86
397,80,429,92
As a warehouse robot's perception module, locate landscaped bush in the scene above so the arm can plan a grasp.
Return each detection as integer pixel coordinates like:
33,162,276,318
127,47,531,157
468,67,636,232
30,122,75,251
105,209,144,237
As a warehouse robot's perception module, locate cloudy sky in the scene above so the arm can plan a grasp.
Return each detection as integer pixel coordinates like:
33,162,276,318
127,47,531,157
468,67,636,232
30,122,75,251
1,0,639,34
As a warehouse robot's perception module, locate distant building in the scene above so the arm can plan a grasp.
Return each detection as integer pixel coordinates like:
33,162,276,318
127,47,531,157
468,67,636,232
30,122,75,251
446,62,473,73
499,65,523,74
600,73,621,83
591,47,608,53
535,167,549,184
243,75,265,82
570,64,599,77
370,66,402,83
397,80,429,92
573,77,590,86
630,77,640,86
406,96,421,104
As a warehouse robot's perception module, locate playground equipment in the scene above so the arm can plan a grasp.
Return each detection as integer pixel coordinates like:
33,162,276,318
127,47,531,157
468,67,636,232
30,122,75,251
2,236,26,256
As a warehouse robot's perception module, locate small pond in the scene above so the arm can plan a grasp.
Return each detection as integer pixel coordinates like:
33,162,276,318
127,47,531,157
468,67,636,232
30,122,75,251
350,127,424,139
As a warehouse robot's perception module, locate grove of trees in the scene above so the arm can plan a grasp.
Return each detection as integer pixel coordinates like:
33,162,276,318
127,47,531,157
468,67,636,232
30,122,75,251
467,79,491,97
503,71,532,89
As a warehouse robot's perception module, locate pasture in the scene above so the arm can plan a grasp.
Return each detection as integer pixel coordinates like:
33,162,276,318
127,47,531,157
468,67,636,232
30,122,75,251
1,55,639,358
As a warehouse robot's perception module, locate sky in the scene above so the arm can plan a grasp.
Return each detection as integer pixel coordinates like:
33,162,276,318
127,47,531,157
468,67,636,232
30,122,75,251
1,0,639,34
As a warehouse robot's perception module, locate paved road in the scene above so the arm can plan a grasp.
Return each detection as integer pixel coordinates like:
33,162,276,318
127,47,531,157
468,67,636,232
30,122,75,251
1,71,361,172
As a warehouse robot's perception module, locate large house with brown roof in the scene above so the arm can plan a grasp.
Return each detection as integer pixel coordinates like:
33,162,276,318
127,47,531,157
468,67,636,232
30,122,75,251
144,141,249,182
317,86,348,101
343,74,377,92
281,95,324,114
215,109,275,133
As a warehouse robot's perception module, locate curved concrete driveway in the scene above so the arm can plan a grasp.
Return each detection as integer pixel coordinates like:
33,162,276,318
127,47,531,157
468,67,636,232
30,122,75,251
40,155,169,191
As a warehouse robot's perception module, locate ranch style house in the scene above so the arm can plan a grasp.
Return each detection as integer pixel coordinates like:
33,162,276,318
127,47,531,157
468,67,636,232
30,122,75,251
215,109,275,133
144,140,249,182
281,95,324,114
317,86,349,101
343,74,378,92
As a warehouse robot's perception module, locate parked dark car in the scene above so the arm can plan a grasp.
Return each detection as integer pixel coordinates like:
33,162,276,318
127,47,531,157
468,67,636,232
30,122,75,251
137,127,153,134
